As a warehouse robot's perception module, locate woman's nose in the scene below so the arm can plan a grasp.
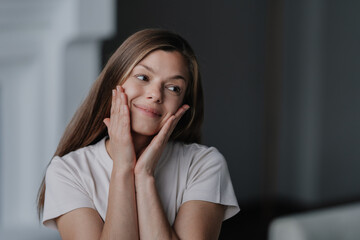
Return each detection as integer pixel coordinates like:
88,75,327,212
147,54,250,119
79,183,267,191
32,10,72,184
146,84,163,103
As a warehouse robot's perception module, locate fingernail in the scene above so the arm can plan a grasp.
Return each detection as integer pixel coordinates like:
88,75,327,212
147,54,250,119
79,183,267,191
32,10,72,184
116,85,120,91
112,89,116,96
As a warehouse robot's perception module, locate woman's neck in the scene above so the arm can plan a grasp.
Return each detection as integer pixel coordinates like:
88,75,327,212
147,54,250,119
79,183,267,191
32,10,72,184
105,133,152,160
132,132,152,158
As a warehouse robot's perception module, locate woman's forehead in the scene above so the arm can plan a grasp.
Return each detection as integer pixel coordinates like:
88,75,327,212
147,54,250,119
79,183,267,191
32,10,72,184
134,50,189,82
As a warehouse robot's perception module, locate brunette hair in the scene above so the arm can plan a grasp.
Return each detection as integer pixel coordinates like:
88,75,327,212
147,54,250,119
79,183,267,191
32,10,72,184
37,29,204,218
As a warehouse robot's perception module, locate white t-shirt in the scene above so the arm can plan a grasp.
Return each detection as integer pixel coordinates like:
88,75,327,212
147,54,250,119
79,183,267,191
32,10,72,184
43,137,240,229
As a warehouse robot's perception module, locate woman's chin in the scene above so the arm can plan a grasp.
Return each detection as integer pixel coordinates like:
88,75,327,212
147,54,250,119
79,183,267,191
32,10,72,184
131,126,160,137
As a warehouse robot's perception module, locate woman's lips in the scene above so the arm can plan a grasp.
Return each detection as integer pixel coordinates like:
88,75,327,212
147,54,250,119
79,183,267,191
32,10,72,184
133,103,162,117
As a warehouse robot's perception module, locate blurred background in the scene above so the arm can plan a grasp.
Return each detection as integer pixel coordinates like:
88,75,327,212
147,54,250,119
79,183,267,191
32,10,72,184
1,0,359,239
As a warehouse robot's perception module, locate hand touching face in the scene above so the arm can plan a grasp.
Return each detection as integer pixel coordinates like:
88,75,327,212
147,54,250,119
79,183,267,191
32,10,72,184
122,50,188,136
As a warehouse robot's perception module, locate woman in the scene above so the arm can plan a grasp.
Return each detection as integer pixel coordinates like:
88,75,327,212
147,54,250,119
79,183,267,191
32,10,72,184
38,29,239,239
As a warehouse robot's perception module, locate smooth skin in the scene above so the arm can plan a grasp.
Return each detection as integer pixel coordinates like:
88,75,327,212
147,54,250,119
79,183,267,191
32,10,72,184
55,50,225,240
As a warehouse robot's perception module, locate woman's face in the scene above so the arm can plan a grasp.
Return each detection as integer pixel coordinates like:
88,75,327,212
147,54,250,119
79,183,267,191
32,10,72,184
122,50,188,136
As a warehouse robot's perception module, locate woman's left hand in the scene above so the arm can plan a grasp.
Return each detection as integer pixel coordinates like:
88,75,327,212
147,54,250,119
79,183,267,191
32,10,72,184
134,104,190,177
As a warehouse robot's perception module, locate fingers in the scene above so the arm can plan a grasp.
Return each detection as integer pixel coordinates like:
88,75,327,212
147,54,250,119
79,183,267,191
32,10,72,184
154,104,190,146
134,104,190,176
174,104,190,119
104,86,136,168
110,86,128,116
112,86,124,113
167,104,190,133
104,85,131,138
110,85,125,110
103,118,110,128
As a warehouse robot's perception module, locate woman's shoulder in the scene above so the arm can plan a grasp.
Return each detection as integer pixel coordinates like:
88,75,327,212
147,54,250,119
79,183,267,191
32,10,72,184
48,138,107,173
172,141,223,155
170,141,226,165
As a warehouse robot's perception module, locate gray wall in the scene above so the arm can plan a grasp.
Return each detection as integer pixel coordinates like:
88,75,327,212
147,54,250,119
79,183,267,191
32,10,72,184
278,0,360,205
319,0,360,202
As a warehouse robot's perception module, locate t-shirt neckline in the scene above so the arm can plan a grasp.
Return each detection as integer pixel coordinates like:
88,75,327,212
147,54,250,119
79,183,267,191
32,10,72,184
96,136,173,172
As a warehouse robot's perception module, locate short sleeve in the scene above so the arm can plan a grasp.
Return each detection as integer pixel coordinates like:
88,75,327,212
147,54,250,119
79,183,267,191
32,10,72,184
182,147,240,221
42,156,95,229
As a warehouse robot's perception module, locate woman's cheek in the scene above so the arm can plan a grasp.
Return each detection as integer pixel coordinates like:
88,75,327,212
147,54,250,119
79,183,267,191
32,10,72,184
122,87,136,105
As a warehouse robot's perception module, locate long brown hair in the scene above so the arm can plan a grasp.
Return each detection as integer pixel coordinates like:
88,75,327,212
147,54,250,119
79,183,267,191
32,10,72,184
37,29,204,218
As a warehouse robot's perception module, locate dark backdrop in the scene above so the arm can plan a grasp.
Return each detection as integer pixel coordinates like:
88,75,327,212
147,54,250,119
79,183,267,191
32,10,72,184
102,0,360,239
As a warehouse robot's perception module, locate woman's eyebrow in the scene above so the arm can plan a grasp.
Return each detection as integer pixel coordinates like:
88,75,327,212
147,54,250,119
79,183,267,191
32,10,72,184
137,64,155,73
136,64,187,82
170,75,187,82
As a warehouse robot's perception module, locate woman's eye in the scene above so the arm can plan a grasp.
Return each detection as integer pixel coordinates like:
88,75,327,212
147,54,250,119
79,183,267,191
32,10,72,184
136,75,148,81
168,86,181,93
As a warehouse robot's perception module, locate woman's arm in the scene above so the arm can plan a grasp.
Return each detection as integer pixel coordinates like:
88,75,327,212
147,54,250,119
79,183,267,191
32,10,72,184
101,167,138,240
101,86,139,239
133,105,185,239
135,174,225,240
55,168,138,240
56,208,104,240
56,86,139,240
134,105,225,239
173,201,225,240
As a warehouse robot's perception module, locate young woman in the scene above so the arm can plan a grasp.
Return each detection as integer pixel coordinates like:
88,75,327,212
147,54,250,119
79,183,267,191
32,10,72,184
37,29,239,240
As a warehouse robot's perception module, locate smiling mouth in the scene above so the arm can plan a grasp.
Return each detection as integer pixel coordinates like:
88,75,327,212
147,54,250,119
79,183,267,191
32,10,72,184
133,104,162,117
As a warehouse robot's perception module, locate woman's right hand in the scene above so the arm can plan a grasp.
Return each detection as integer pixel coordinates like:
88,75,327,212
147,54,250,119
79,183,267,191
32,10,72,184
103,85,136,171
